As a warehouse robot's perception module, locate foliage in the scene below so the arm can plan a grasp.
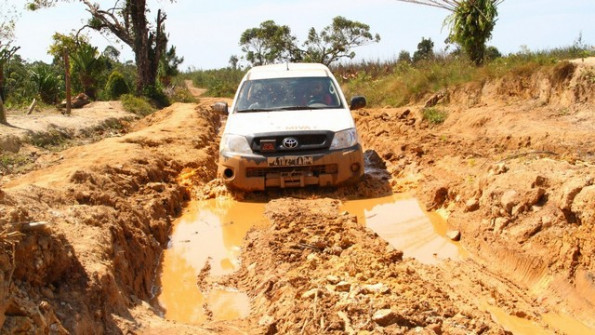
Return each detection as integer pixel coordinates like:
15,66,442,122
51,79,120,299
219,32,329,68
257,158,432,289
240,17,380,67
2,55,37,107
445,0,500,65
104,70,130,99
0,0,20,123
394,1,503,66
303,16,381,65
413,37,435,63
29,0,175,98
397,50,412,64
422,107,448,124
70,41,107,99
29,62,63,104
159,45,184,86
240,20,300,66
190,68,246,98
340,43,594,108
120,94,156,116
142,85,170,108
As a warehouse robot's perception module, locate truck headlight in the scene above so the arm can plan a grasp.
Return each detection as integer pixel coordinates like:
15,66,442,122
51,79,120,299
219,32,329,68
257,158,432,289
220,134,252,154
330,128,359,150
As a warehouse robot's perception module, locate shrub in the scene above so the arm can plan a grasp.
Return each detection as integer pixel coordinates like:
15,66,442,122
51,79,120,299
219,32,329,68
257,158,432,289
104,71,130,99
120,94,155,116
142,85,170,108
422,107,447,124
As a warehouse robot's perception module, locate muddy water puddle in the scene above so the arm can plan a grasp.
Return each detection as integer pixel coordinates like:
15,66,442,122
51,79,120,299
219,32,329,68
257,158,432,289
158,193,466,324
343,194,467,265
157,198,267,324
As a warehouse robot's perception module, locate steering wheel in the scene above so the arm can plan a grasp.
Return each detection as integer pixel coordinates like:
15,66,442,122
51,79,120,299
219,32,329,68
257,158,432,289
307,99,328,107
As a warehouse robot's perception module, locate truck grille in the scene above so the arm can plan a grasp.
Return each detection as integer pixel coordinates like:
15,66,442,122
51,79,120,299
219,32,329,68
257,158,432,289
246,164,338,178
251,131,333,153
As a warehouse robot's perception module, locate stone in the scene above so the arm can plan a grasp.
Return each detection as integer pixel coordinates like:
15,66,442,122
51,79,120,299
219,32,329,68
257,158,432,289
360,283,390,295
494,217,509,232
326,275,340,285
501,189,519,214
301,288,322,299
336,281,351,292
446,230,461,241
465,198,479,212
490,162,508,175
372,309,396,327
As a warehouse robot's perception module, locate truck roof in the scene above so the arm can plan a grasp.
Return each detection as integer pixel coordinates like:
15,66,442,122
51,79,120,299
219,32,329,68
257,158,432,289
244,63,333,80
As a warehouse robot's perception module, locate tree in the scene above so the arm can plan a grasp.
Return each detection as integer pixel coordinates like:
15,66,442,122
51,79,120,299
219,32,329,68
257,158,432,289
29,0,174,101
158,45,183,86
413,37,435,63
0,0,20,124
303,16,380,66
70,41,106,99
397,50,412,64
394,0,504,65
49,33,77,114
240,17,380,67
239,20,300,66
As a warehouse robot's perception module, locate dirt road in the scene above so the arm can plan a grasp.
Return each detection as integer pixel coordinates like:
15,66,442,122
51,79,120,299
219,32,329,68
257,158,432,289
0,60,594,334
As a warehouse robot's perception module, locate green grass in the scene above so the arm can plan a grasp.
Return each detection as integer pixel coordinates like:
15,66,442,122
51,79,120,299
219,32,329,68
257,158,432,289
338,45,595,108
422,107,448,124
185,68,246,98
120,94,156,116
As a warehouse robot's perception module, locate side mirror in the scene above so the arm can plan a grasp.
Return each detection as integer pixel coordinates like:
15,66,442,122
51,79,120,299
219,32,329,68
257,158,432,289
212,102,229,114
350,96,366,110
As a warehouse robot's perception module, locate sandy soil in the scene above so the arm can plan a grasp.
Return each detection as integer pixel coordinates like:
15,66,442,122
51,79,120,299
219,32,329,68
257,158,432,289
0,61,594,334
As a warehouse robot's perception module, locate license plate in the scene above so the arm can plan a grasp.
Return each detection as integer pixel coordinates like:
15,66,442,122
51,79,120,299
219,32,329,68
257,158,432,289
267,156,313,167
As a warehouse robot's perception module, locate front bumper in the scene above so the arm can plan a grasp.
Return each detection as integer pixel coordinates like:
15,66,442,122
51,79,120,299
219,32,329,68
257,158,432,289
217,145,364,191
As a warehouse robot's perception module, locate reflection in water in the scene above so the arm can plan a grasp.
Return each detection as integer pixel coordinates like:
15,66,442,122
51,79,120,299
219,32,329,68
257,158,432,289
343,194,466,265
158,198,267,325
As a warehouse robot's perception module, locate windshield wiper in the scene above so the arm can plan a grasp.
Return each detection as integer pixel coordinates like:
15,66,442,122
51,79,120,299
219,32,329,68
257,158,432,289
236,108,271,113
276,106,313,111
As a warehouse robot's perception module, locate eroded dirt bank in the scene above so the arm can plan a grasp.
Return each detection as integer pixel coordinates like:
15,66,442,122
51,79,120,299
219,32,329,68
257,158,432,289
0,60,593,334
1,102,220,333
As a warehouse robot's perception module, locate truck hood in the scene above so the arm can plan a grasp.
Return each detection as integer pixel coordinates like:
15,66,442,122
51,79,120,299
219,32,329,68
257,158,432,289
224,109,355,135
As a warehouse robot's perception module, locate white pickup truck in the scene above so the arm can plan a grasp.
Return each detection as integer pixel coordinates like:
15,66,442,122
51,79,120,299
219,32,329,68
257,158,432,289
216,63,366,191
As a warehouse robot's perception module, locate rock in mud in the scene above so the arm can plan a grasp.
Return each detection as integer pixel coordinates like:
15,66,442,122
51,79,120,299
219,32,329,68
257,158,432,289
326,275,340,285
501,189,519,214
372,309,397,327
446,230,461,241
335,281,351,292
465,198,480,212
360,283,390,295
557,178,591,212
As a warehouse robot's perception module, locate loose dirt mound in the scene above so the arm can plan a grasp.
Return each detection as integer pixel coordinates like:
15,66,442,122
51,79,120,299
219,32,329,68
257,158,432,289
1,102,220,333
216,198,506,334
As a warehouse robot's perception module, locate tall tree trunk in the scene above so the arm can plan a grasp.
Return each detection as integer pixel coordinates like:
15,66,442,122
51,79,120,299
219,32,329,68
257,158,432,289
64,51,72,115
130,0,150,95
0,94,6,125
0,62,6,124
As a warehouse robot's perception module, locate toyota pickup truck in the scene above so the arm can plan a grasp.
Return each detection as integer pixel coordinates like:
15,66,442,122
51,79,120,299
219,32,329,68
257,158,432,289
216,63,366,191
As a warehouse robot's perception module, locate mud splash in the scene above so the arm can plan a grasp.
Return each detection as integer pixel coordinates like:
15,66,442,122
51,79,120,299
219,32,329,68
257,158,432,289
157,198,267,324
342,194,466,265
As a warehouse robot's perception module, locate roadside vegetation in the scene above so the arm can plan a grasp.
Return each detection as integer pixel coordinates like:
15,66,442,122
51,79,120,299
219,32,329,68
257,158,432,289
338,41,594,107
183,38,594,106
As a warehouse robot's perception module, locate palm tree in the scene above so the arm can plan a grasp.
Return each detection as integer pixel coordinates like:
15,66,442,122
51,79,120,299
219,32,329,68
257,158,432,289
395,0,504,65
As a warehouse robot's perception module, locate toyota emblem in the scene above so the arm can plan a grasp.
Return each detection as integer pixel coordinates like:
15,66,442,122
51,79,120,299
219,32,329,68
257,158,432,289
282,137,299,149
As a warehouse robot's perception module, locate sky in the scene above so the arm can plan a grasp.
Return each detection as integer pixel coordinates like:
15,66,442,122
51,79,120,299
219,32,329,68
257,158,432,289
5,0,595,70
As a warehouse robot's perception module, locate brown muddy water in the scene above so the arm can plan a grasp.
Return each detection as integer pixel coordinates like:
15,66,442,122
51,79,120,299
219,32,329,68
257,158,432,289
157,198,267,324
157,193,465,325
156,194,590,334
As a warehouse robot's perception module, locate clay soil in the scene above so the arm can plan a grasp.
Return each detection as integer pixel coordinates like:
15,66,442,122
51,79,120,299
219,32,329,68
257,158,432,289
1,60,594,334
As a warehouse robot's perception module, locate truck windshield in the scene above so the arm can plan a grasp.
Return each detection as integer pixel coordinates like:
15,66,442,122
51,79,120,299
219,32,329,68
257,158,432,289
235,77,343,112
